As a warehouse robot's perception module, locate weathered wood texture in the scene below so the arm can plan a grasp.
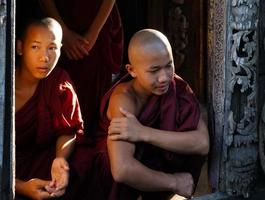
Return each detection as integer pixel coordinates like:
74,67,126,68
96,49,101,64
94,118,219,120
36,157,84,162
208,0,261,198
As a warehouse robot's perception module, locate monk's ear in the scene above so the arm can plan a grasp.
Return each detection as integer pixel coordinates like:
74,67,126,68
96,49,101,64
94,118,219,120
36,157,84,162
126,64,137,78
16,40,23,56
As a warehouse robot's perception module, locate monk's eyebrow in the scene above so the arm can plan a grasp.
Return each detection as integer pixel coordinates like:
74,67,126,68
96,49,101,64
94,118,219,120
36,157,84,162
150,61,172,69
32,40,41,44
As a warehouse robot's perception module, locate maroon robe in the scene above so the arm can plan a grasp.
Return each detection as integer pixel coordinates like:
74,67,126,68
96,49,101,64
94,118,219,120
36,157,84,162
96,74,205,200
15,67,84,200
53,0,124,134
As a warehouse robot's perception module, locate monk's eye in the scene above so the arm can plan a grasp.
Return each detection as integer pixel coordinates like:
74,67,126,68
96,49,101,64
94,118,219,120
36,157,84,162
31,45,39,50
166,64,173,68
149,69,159,74
49,46,58,51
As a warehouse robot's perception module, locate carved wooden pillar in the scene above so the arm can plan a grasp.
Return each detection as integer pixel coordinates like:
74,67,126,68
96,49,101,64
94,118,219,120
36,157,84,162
208,0,260,198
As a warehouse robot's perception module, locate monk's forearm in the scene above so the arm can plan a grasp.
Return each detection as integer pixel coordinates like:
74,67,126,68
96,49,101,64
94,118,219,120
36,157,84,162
56,134,76,159
143,118,209,155
15,179,26,195
40,0,69,32
88,0,115,34
114,159,176,192
108,139,175,192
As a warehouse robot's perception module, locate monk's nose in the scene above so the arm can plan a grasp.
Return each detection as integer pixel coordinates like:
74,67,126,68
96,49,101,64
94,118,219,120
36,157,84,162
40,50,50,62
158,69,169,83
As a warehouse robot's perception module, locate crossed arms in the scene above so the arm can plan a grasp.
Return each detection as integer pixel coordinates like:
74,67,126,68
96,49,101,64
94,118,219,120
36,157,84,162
107,91,209,197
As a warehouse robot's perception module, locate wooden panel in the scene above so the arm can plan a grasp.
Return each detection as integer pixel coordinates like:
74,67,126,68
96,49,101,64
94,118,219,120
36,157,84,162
166,0,207,102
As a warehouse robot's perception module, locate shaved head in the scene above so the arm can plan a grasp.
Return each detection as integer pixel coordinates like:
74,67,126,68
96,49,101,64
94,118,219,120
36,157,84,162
19,17,63,42
128,29,172,65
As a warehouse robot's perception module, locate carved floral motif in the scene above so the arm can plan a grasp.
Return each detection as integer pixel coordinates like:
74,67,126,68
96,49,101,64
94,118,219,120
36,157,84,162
225,0,259,197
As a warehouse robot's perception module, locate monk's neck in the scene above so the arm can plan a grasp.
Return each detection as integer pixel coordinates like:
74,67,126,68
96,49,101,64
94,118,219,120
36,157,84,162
15,67,40,90
130,79,151,105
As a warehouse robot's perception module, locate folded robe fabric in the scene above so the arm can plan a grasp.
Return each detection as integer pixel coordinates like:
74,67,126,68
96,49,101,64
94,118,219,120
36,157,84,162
97,73,205,200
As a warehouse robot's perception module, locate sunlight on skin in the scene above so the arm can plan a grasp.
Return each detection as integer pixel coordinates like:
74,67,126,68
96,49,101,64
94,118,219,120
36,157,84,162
170,194,187,200
61,135,76,149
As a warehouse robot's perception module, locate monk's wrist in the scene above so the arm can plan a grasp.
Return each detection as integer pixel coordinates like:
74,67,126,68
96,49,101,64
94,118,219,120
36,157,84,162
54,156,67,163
141,126,151,143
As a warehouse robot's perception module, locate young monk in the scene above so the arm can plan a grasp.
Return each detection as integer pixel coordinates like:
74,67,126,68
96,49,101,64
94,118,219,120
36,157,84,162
97,29,209,199
15,17,83,199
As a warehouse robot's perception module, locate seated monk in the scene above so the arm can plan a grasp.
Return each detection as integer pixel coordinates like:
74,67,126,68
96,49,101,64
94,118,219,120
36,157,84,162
96,29,209,200
15,18,84,199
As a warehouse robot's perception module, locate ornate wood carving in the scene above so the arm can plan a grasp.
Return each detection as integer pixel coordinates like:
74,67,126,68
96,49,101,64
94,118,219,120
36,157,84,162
208,0,260,198
167,0,187,69
224,0,259,197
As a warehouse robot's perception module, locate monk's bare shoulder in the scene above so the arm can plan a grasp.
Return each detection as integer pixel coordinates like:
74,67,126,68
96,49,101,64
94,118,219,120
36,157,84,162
107,81,138,119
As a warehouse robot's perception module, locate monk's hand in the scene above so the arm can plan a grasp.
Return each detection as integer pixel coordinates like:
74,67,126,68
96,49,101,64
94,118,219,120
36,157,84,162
172,172,194,198
22,178,51,200
47,157,69,197
83,28,99,53
108,107,144,142
62,28,90,60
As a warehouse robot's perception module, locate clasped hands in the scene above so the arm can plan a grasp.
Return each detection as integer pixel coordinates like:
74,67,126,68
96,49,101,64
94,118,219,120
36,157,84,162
23,157,69,200
62,28,98,60
45,157,70,197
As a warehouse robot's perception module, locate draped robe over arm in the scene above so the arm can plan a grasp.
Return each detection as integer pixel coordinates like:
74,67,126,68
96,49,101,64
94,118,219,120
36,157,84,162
96,74,205,200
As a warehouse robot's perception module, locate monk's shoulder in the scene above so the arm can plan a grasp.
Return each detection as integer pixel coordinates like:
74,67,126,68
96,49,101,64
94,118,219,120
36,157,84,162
108,81,137,118
111,82,135,105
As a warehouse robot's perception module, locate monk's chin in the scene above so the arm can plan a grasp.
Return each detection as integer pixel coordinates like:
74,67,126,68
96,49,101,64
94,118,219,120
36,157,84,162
154,87,169,95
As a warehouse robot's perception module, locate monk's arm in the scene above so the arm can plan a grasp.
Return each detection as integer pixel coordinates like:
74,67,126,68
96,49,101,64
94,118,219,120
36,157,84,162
83,0,115,52
56,134,76,159
107,94,193,195
109,109,209,156
108,139,184,192
47,133,76,193
85,0,115,36
40,0,68,31
141,116,209,155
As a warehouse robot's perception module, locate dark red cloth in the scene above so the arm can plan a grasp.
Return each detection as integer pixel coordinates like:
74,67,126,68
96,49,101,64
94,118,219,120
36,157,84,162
97,74,204,200
53,0,124,134
15,67,84,200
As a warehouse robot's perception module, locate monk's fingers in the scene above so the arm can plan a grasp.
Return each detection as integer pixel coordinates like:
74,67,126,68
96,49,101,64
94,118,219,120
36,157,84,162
64,48,77,60
79,45,89,56
109,120,123,129
119,107,135,118
58,172,69,189
76,42,89,56
50,188,66,198
78,39,91,52
63,43,86,60
52,175,68,191
45,184,56,193
108,133,125,141
38,190,52,199
108,124,120,133
110,117,130,125
68,46,85,60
